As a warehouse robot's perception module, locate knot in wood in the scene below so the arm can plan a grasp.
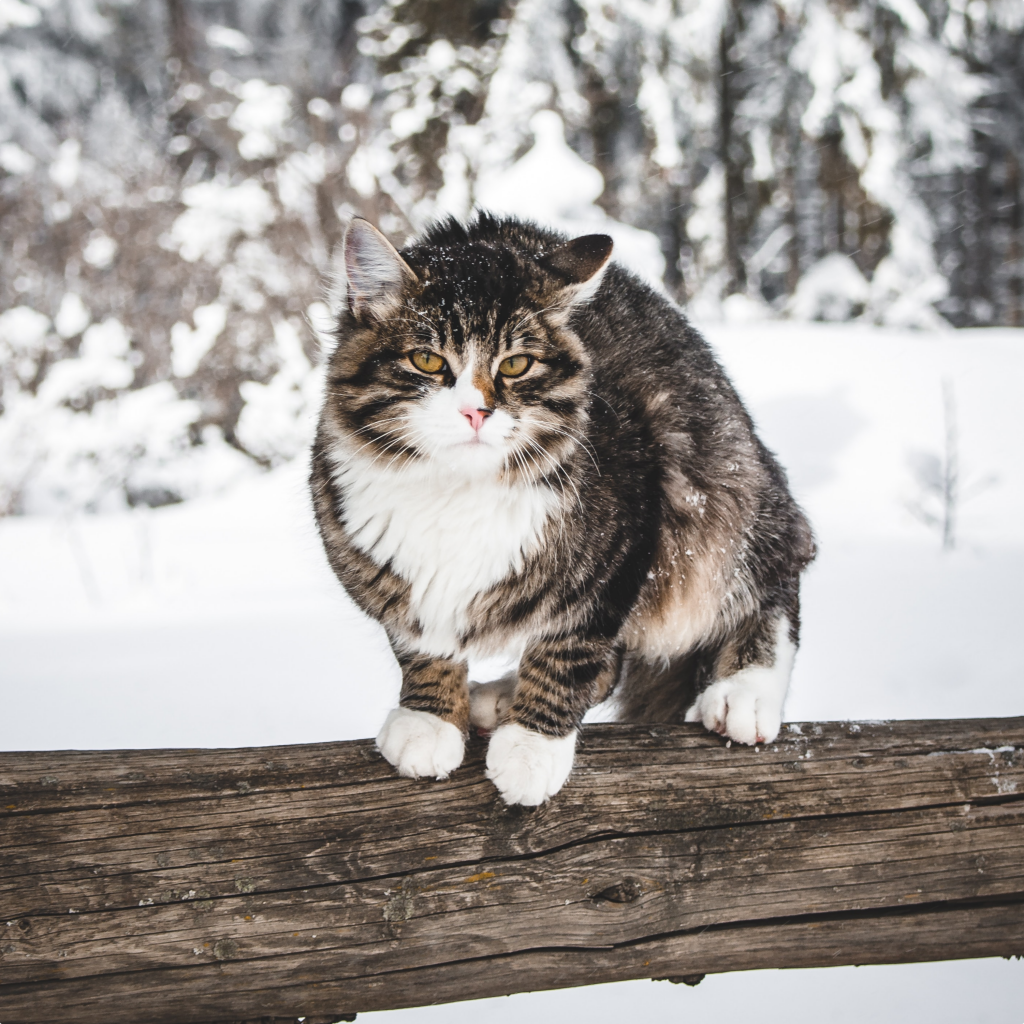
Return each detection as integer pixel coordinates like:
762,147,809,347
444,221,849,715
212,938,238,961
593,878,643,904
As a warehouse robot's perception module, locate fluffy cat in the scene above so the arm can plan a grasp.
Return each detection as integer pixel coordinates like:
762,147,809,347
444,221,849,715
310,214,814,806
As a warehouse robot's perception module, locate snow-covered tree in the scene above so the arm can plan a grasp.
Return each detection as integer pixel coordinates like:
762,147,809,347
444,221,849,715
1,0,1021,514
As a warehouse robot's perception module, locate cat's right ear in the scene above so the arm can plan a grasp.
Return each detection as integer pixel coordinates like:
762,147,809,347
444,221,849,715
343,218,418,321
538,234,613,318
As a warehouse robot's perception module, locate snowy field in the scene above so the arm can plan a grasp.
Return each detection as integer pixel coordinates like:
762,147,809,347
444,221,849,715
2,321,1023,1021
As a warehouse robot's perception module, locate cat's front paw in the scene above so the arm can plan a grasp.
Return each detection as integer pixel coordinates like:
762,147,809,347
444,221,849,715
685,676,782,746
485,723,576,806
376,707,465,779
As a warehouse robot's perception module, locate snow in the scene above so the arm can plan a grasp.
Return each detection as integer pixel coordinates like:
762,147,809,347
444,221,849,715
0,0,40,33
0,139,35,173
787,0,960,328
1,320,1021,1017
81,230,118,269
712,323,1024,548
307,97,333,120
47,138,80,190
169,178,278,264
0,381,258,517
205,25,254,57
170,303,227,379
477,110,604,217
36,318,133,403
235,319,320,464
53,292,91,339
228,79,293,160
0,455,390,744
276,146,327,216
341,82,373,112
475,110,666,285
0,304,50,351
789,254,870,321
3,320,1021,726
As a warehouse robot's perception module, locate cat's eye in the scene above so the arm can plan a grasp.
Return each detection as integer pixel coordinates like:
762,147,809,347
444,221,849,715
498,354,533,377
410,350,446,374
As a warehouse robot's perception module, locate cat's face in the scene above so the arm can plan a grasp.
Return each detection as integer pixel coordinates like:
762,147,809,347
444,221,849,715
327,219,612,481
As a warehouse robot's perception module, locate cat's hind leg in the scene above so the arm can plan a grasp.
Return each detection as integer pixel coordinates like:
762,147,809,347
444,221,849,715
685,614,796,746
377,655,468,779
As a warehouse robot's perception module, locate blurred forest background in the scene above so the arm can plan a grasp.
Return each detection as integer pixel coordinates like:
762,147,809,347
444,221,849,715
2,0,1023,516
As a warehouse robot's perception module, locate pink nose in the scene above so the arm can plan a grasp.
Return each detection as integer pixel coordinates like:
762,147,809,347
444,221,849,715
461,407,492,431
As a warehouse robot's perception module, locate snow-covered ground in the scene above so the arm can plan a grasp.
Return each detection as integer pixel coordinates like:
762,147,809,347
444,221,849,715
2,321,1022,1021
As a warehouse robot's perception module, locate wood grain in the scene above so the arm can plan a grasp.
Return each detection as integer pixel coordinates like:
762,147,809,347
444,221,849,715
1,719,1022,1023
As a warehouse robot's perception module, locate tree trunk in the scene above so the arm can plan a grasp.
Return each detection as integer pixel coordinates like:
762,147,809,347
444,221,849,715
719,1,747,296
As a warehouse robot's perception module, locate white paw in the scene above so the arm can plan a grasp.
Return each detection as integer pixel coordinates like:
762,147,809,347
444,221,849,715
468,677,516,733
685,619,795,746
685,677,780,745
376,707,465,780
485,723,576,806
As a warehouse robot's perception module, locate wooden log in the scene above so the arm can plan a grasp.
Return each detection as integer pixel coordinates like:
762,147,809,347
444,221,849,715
1,719,1022,1024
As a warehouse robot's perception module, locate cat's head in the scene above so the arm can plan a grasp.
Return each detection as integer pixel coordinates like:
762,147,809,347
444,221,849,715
326,215,612,481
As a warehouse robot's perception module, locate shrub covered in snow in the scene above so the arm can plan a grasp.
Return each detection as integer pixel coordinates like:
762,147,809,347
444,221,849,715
790,255,870,322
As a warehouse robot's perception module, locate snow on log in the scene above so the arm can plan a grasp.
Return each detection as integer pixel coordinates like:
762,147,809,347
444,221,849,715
1,719,1022,1024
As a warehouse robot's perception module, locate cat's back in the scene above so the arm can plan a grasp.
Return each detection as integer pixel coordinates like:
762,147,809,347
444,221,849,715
568,263,758,487
583,265,736,396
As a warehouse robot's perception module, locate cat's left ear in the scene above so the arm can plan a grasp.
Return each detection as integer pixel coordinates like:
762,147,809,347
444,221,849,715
343,218,419,321
539,234,613,316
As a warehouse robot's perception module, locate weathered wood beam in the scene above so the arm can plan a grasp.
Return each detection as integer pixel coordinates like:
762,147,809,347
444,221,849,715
1,719,1022,1024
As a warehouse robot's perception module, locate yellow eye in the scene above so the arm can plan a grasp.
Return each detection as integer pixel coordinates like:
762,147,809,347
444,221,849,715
498,354,533,377
410,350,446,373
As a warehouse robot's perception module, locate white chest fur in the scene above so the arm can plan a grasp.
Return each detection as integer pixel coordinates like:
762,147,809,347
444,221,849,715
332,449,557,657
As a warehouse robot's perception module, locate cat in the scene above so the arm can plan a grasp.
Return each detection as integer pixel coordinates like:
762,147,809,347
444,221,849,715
310,213,815,806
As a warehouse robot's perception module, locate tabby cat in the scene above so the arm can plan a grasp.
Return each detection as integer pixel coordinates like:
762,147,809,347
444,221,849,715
310,214,814,806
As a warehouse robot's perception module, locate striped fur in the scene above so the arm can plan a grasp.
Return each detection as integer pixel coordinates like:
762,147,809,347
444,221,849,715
310,214,815,803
